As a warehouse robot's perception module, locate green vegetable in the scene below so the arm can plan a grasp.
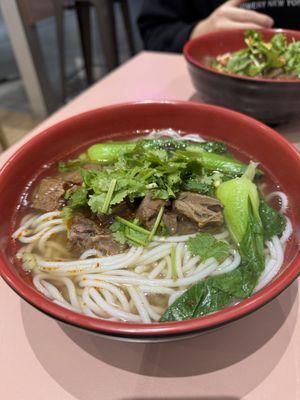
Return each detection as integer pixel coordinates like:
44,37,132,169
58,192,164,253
161,169,288,322
87,139,247,176
101,179,117,214
61,206,73,221
87,142,136,162
160,209,265,322
183,171,228,196
147,139,228,155
184,178,215,196
81,166,150,215
148,206,164,241
187,233,230,263
160,278,232,321
161,162,266,322
259,200,286,240
177,148,248,176
63,187,89,219
112,210,165,247
216,162,260,243
115,216,150,235
61,138,253,217
197,141,228,154
58,153,89,172
213,29,300,78
65,187,88,208
171,246,177,281
110,218,149,247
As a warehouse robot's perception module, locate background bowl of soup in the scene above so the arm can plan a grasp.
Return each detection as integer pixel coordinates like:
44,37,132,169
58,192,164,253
184,29,300,125
0,101,299,341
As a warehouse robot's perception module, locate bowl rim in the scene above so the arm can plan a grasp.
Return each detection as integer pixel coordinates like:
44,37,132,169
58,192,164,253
183,28,300,84
0,100,299,337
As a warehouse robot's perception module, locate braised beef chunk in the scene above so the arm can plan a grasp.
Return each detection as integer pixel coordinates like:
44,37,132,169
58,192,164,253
61,170,83,185
176,215,199,235
32,177,66,212
136,193,168,228
173,192,223,228
97,201,136,229
69,214,126,256
162,212,178,235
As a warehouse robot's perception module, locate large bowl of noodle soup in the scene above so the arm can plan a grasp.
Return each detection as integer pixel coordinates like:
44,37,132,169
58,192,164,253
0,101,299,341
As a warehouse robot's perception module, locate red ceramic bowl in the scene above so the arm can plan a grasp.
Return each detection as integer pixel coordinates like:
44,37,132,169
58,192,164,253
184,29,300,125
0,101,299,341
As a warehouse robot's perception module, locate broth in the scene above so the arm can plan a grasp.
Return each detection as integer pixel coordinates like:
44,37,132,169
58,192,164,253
11,130,292,323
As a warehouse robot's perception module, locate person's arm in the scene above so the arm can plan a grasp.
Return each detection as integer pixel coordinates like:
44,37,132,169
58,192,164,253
191,0,274,39
138,0,274,53
138,0,199,53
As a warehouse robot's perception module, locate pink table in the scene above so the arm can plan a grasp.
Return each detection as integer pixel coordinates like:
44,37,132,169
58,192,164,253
1,52,299,400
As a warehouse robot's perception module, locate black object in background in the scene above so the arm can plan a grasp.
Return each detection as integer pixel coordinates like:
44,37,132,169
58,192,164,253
138,0,300,53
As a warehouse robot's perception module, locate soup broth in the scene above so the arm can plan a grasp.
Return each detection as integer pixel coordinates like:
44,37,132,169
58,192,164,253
12,129,291,323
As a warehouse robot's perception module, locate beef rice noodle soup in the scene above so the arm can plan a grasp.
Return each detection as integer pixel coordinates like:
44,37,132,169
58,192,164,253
13,129,292,323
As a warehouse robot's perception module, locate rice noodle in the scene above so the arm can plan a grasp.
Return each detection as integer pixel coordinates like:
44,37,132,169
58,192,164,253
13,190,291,323
266,191,288,214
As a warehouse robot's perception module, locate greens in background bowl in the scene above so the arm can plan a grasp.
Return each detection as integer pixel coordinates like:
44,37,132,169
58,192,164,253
184,28,300,125
213,30,300,80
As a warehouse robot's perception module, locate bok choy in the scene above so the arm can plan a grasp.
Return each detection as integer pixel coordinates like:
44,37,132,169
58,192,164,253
160,163,285,322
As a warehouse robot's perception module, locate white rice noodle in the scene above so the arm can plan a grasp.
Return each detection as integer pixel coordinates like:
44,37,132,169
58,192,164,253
88,287,141,322
148,259,166,279
139,285,175,295
136,289,161,321
80,249,103,259
127,286,151,323
212,251,241,276
266,191,288,214
175,243,184,279
153,233,196,243
255,236,284,292
38,225,67,252
15,188,291,323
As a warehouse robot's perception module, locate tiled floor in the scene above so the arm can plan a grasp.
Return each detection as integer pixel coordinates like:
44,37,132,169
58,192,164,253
0,108,43,151
0,1,143,148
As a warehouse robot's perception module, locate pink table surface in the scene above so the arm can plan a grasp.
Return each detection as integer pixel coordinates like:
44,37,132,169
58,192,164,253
0,51,299,400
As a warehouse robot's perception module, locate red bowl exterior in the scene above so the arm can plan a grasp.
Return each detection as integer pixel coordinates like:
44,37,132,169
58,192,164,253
0,101,299,339
184,29,300,125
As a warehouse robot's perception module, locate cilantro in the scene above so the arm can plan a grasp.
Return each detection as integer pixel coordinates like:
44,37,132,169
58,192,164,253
61,206,73,220
187,233,231,263
184,171,226,196
66,187,88,207
110,219,149,247
58,153,89,172
62,187,89,220
184,179,215,196
59,138,249,217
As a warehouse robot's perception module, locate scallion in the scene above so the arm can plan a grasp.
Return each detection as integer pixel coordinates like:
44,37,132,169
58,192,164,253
148,206,164,242
115,216,151,235
171,245,177,281
125,233,148,247
101,179,117,214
